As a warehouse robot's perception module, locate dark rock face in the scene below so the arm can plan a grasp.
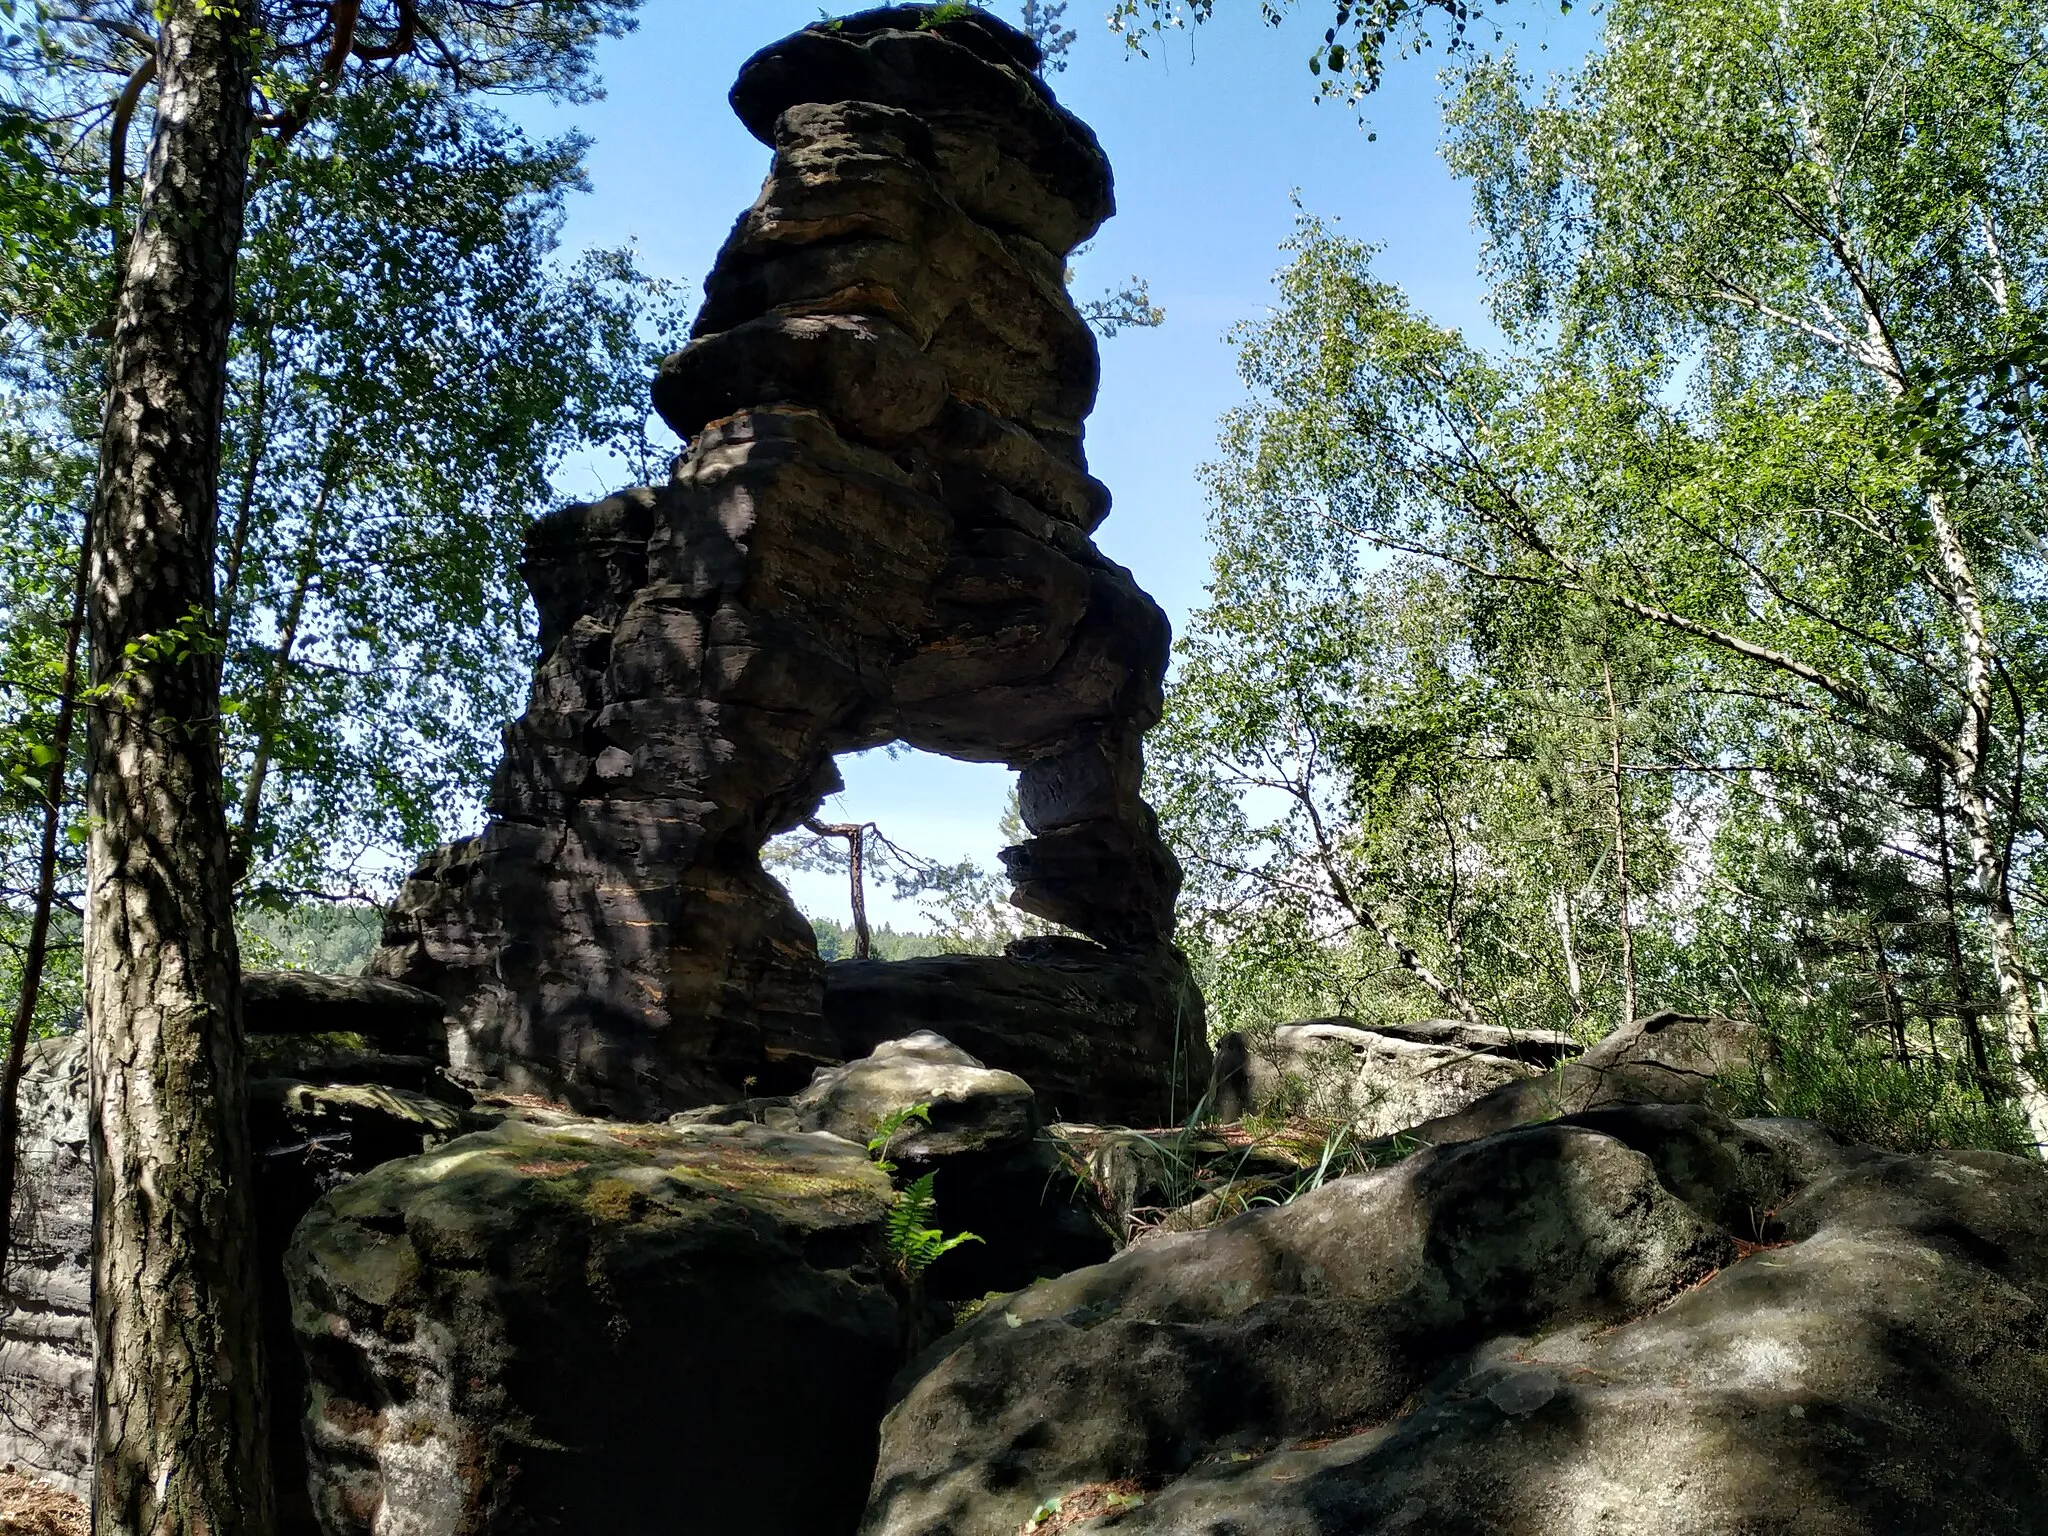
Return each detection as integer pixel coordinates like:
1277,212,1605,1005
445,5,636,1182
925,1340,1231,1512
863,1105,2048,1536
252,1070,477,1536
288,1118,903,1536
824,939,1204,1128
370,7,1203,1125
242,971,447,1056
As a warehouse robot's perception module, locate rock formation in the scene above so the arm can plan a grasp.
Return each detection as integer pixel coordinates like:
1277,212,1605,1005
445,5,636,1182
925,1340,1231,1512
864,1105,2048,1536
0,975,467,1534
1209,1015,1584,1134
368,6,1204,1125
1380,1008,1754,1151
0,1038,90,1502
289,1118,904,1536
676,1029,1112,1295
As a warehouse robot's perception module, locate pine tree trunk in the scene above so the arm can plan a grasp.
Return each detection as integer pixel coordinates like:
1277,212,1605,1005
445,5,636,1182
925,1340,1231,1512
804,821,873,959
84,5,271,1534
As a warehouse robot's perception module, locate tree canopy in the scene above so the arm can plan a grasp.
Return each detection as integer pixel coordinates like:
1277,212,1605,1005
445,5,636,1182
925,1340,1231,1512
1155,0,2048,1152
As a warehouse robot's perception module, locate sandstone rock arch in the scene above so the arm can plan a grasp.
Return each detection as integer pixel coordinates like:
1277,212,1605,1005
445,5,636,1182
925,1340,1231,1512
370,7,1207,1124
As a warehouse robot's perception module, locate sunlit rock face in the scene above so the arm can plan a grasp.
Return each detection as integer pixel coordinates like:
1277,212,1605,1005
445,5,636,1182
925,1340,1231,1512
864,1108,2048,1536
370,7,1205,1124
0,1038,91,1501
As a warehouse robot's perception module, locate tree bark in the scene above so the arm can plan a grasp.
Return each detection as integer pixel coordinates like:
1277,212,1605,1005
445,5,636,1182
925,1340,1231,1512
1552,885,1584,1019
1870,921,1908,1064
804,820,872,959
1602,656,1637,1029
83,5,271,1534
1935,788,1995,1089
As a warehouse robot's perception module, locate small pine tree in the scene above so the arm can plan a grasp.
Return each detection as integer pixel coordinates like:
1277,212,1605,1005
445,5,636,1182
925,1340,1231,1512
1019,0,1076,71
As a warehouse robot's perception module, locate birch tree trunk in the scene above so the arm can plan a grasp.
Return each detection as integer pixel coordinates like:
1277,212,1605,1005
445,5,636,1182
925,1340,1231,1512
1551,886,1584,1019
1921,481,2048,1146
84,4,271,1533
1601,656,1637,1029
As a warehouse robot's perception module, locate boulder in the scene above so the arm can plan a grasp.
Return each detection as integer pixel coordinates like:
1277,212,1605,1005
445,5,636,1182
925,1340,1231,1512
1346,1014,1582,1064
676,1031,1114,1298
863,1104,2048,1536
1386,1009,1753,1150
1209,1017,1565,1133
788,1029,1038,1158
794,1031,1112,1296
289,1118,904,1536
824,940,1209,1129
0,1038,90,1501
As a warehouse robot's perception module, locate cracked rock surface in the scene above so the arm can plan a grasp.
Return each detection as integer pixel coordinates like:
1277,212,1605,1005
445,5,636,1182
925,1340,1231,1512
0,1038,91,1502
862,1103,2048,1536
2,979,467,1535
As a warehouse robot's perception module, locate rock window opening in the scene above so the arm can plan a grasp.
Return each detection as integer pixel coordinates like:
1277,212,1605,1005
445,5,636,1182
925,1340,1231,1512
763,748,1066,961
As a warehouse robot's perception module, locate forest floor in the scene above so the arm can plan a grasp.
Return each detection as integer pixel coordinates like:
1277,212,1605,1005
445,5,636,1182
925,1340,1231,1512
0,1470,84,1536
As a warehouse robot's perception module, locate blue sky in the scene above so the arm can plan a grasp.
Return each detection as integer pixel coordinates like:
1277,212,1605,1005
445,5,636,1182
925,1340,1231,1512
512,0,1597,926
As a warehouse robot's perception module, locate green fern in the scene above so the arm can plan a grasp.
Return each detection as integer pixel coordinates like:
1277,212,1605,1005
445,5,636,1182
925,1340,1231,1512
887,1172,983,1275
867,1102,933,1172
918,2,976,27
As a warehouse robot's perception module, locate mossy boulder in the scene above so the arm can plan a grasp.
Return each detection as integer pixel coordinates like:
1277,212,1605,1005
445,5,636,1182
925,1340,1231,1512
675,1032,1114,1298
287,1118,901,1536
1340,1010,1754,1157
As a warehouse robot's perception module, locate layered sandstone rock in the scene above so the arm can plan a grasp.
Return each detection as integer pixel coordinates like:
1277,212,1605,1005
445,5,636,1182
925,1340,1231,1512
371,7,1204,1123
0,979,465,1534
0,1038,91,1501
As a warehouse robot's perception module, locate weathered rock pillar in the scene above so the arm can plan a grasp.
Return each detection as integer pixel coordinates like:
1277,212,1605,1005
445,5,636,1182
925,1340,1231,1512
372,5,1207,1124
